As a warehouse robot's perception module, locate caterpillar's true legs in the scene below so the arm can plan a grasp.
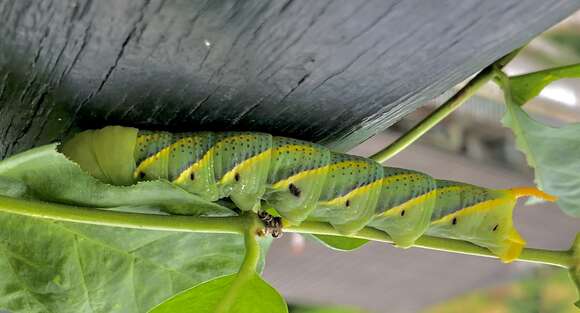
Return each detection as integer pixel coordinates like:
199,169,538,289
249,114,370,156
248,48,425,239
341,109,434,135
258,211,283,238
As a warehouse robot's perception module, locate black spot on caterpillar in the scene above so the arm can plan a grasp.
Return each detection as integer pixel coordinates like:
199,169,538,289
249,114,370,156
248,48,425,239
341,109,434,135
61,126,557,263
288,183,301,197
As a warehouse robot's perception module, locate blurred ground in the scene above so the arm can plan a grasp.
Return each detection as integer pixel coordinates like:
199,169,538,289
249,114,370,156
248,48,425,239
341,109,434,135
424,268,578,313
262,132,579,313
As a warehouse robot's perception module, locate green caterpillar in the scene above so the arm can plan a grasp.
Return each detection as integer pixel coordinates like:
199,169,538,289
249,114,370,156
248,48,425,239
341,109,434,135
62,126,556,262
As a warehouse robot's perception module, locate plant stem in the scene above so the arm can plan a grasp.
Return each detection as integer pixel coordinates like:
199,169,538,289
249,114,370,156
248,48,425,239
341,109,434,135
370,48,523,164
214,216,261,313
0,191,572,269
238,215,262,274
0,195,246,234
369,67,494,163
284,221,574,268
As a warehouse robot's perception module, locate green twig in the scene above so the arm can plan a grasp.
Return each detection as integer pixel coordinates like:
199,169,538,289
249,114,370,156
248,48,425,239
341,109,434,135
370,48,523,164
0,195,247,234
0,195,572,269
285,221,574,268
214,216,261,313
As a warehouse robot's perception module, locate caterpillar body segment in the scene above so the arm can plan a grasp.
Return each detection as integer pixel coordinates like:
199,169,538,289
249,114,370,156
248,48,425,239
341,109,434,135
264,137,331,225
369,168,437,248
426,181,525,262
167,132,219,202
134,130,173,181
210,132,272,212
133,130,221,202
62,126,556,262
309,153,383,234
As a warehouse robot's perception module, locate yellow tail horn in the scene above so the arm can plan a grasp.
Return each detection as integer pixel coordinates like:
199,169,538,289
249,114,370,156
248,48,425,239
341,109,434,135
509,187,557,202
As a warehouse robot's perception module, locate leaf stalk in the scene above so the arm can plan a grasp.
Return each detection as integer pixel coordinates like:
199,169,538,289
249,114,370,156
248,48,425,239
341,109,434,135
370,47,523,164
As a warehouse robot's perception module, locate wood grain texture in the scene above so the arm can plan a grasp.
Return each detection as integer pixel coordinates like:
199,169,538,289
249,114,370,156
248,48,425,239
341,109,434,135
0,0,578,158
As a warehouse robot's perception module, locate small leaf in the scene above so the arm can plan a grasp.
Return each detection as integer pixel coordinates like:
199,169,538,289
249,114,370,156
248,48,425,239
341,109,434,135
508,63,580,106
149,273,288,313
311,234,369,251
500,76,580,217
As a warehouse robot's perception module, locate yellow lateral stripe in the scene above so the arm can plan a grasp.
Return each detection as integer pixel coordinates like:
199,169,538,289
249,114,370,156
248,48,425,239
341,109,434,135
318,179,383,206
173,134,270,183
377,189,438,217
133,137,191,177
270,160,418,192
271,166,329,189
376,185,464,217
212,134,272,183
269,143,326,188
317,167,431,206
275,158,375,194
430,198,514,225
315,159,383,204
173,149,213,183
219,149,272,183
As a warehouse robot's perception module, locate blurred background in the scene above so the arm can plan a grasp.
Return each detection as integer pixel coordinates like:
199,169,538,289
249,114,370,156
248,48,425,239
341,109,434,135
263,11,580,313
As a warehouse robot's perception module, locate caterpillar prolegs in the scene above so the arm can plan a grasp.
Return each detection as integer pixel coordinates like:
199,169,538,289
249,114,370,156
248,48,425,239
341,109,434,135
62,126,556,262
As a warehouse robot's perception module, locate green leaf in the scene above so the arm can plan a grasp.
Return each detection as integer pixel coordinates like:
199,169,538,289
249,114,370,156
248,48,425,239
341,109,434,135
508,63,580,106
311,234,369,251
148,273,287,313
0,212,271,313
500,76,580,217
0,144,233,216
0,143,276,313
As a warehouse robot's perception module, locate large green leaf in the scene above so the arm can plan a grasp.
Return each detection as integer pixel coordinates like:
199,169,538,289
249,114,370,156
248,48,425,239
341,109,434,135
0,144,274,313
500,66,580,217
149,273,287,313
0,212,271,313
0,144,233,216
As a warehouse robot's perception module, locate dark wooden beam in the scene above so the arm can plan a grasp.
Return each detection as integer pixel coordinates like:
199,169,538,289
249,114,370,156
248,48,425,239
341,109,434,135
0,0,578,157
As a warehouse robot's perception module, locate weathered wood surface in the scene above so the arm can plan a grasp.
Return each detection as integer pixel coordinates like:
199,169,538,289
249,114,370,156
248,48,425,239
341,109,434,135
0,0,578,158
